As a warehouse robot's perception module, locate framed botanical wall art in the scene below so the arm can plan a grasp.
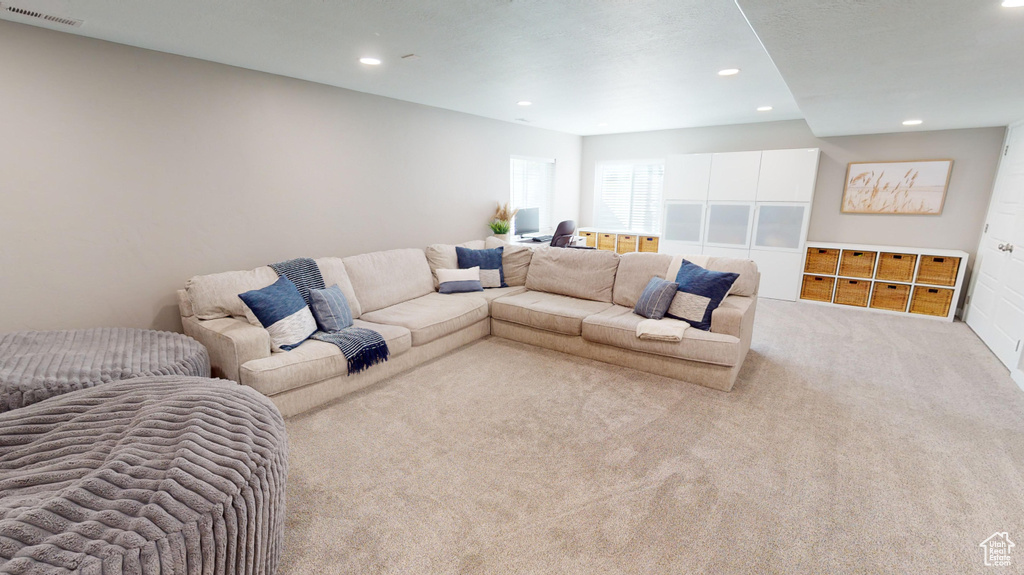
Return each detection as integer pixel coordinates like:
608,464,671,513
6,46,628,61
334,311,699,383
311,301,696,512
841,159,953,215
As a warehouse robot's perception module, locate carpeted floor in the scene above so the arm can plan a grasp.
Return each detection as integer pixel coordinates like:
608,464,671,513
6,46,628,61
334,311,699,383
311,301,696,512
279,299,1024,574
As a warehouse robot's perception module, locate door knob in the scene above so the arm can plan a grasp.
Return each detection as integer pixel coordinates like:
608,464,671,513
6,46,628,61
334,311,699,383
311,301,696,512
998,243,1015,252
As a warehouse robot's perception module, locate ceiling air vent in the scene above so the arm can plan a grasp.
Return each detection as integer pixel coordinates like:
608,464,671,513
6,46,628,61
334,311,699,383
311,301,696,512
1,3,83,27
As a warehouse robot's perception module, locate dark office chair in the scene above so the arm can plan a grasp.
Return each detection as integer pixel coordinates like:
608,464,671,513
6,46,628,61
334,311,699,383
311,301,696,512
550,220,577,248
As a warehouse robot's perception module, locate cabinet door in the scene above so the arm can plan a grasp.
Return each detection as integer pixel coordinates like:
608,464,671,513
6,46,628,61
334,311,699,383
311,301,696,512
752,203,810,252
705,202,754,248
708,151,761,201
756,149,820,202
749,249,804,301
664,154,712,201
663,201,705,245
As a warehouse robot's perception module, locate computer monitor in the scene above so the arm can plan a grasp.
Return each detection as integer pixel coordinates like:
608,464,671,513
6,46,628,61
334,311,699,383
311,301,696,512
514,207,540,236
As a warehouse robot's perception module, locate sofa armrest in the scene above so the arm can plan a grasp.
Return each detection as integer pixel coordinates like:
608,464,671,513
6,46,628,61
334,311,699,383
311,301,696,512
711,295,755,339
182,315,271,383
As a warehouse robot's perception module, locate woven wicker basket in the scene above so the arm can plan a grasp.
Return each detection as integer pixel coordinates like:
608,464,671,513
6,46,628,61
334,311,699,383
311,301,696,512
597,233,616,251
805,248,840,275
638,236,660,253
616,234,637,254
910,287,954,317
579,231,597,247
834,279,870,307
876,253,917,283
800,275,835,302
916,256,960,287
870,282,911,312
838,250,877,278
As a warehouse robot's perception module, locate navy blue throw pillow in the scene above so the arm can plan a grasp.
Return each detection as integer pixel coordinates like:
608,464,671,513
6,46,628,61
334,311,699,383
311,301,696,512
456,246,506,288
634,277,680,320
666,260,739,331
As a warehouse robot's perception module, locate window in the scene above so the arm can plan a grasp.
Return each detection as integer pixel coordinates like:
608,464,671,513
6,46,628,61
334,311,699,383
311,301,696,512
510,157,556,232
594,161,665,233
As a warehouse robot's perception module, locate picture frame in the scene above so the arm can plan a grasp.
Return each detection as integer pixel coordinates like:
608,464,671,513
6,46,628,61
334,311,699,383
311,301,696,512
841,159,953,215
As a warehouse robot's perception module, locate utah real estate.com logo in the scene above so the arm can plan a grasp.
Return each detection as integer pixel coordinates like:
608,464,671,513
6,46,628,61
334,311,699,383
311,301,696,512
980,532,1015,567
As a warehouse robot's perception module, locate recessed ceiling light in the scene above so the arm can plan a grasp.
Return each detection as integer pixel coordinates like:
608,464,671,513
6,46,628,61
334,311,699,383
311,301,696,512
757,106,773,112
902,119,923,126
517,101,532,106
359,57,381,66
718,68,740,76
1002,0,1024,7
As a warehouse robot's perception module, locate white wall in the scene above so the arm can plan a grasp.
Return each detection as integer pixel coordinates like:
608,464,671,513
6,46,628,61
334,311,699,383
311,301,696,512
581,120,1005,305
0,21,580,333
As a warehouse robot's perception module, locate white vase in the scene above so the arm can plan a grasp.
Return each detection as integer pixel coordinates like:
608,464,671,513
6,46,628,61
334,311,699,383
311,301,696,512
493,233,509,242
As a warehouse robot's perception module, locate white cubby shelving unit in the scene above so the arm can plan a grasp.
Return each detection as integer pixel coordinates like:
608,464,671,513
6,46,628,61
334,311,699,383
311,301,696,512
799,242,969,321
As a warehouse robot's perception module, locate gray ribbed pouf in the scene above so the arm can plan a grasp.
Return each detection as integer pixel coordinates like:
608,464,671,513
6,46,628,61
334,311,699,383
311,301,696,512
0,328,210,412
0,375,287,575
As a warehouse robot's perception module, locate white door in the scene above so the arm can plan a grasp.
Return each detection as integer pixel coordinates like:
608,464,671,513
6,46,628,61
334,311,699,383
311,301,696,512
965,123,1024,371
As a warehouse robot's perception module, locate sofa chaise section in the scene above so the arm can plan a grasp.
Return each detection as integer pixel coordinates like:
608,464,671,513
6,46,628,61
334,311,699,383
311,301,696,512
181,250,492,417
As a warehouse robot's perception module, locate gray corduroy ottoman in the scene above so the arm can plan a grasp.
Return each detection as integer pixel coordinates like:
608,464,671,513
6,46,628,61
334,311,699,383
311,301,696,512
0,328,210,412
0,376,288,575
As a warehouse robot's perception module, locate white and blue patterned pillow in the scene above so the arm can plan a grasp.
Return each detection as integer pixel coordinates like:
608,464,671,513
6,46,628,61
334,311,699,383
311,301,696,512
437,267,484,294
634,277,680,320
309,284,354,333
238,276,317,351
667,260,739,331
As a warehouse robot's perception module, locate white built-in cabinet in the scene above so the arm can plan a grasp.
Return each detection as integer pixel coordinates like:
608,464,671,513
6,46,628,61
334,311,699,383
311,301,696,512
661,148,821,301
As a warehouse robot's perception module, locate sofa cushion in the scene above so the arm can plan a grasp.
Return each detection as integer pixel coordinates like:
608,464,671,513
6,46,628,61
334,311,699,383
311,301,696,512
342,249,435,313
360,292,489,346
491,290,613,336
612,252,674,308
425,240,486,288
582,306,742,367
186,266,278,320
239,319,412,396
444,285,528,313
314,257,363,318
525,247,619,303
485,238,534,286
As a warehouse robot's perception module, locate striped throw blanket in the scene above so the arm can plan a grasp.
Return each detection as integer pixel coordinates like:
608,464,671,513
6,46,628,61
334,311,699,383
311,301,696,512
270,258,389,375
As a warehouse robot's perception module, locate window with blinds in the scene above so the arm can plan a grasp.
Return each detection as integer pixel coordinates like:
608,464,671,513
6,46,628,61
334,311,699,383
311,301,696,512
594,161,665,234
510,157,556,232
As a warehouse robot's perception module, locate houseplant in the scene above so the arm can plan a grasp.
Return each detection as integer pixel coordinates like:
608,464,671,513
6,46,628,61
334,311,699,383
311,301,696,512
489,202,518,241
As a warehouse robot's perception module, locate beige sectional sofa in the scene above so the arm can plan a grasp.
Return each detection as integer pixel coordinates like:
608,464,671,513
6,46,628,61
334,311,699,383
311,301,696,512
178,239,758,417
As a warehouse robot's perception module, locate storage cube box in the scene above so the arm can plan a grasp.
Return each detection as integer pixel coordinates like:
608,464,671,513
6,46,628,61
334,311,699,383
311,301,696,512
804,247,839,275
616,234,637,254
875,253,917,283
910,287,954,317
870,282,911,312
838,250,877,278
916,256,960,287
834,279,870,307
800,275,835,302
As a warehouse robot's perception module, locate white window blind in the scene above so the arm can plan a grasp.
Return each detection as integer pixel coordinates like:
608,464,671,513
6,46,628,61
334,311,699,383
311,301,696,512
594,161,665,234
510,157,556,231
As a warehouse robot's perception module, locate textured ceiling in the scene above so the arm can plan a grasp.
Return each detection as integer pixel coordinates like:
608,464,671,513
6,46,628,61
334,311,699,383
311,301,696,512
1,0,1020,136
0,0,801,135
736,0,1024,136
